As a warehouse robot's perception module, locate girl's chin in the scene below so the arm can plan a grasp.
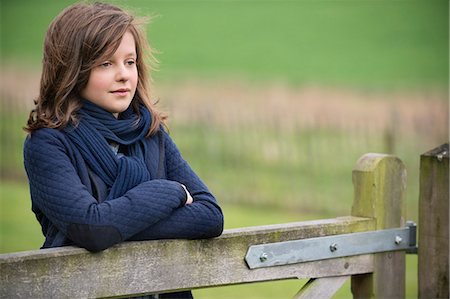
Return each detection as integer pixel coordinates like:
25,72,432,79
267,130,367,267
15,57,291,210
107,101,133,115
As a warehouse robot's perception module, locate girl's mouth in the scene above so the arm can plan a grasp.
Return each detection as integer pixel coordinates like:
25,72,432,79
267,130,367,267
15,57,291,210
111,89,130,96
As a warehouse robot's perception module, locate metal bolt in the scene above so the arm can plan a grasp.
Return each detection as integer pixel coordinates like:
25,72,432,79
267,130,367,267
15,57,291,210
395,236,403,245
436,150,447,162
259,252,268,262
329,243,338,252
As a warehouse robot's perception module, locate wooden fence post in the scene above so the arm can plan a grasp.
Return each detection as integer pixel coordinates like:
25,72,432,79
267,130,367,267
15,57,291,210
418,143,449,299
350,153,406,298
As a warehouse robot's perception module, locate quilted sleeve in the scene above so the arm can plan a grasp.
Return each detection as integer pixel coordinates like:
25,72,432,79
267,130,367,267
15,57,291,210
24,129,187,252
129,130,224,241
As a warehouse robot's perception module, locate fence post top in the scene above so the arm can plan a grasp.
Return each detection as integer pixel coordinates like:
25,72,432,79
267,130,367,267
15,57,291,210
354,153,405,172
421,143,449,159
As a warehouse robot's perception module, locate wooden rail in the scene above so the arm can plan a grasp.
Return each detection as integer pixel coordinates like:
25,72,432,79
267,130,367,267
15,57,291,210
0,152,419,298
1,217,374,298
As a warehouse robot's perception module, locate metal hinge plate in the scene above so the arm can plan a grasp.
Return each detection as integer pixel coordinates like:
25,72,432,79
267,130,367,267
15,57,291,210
245,221,417,269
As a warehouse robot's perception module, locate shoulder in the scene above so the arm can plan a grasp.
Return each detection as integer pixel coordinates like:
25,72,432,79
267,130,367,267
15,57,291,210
144,126,177,151
159,128,177,149
158,128,187,167
25,128,68,148
24,128,73,160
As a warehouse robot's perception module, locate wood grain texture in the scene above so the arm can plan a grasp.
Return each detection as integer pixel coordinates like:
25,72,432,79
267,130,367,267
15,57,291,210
1,217,375,299
418,143,449,299
293,276,349,299
350,153,406,299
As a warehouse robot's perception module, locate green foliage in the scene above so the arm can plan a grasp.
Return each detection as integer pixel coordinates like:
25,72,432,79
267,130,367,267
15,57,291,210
169,122,425,220
0,181,43,252
0,106,27,179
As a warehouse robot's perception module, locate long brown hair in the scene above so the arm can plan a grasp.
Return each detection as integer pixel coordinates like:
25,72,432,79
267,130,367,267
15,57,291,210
25,2,165,136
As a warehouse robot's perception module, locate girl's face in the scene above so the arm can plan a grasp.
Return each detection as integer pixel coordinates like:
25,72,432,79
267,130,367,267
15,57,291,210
81,31,138,117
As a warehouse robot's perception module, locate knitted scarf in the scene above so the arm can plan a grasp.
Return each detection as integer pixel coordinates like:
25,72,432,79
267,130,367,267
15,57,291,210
65,100,152,201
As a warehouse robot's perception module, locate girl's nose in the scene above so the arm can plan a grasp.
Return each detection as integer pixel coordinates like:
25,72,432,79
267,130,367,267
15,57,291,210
115,64,130,82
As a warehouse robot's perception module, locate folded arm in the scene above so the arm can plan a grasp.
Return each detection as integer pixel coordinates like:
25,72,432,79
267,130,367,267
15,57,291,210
130,130,224,241
24,129,188,252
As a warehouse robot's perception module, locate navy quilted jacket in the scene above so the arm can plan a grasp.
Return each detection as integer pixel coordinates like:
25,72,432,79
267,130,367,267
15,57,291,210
24,128,223,253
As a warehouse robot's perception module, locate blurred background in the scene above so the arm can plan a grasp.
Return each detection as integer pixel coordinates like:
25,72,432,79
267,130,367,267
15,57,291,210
1,1,448,298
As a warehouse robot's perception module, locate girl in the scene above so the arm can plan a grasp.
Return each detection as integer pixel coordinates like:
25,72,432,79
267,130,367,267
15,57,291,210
23,2,223,298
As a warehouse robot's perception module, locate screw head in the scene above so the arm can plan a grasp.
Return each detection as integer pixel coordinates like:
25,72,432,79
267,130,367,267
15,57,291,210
395,236,403,245
437,151,447,162
259,252,268,262
330,243,338,252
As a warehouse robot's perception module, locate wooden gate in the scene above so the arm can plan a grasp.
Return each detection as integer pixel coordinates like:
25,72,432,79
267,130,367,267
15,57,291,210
1,146,448,298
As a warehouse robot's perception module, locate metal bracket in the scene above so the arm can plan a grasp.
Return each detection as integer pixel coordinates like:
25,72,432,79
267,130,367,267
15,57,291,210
245,221,417,269
405,221,418,254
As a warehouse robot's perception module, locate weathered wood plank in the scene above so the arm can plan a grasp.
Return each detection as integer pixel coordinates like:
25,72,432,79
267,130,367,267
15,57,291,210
293,276,349,299
350,153,406,298
418,143,449,299
1,216,375,299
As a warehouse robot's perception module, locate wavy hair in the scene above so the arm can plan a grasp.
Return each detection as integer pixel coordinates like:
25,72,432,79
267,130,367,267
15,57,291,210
25,2,165,136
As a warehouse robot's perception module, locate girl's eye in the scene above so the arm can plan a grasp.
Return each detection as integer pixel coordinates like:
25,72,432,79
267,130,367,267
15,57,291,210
126,60,136,66
100,62,112,68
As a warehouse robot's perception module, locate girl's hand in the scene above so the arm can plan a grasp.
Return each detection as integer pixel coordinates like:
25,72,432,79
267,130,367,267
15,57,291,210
181,184,193,205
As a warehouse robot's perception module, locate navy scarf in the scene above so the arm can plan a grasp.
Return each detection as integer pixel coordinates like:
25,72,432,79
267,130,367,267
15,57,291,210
65,100,152,201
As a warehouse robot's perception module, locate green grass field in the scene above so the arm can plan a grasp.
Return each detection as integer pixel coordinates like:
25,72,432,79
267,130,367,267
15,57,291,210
1,0,448,89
